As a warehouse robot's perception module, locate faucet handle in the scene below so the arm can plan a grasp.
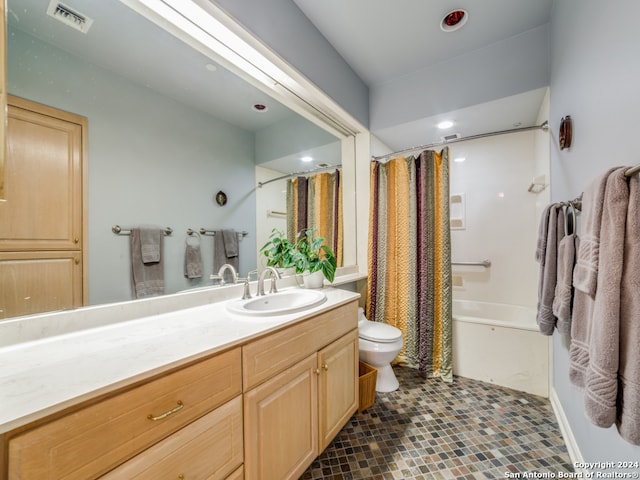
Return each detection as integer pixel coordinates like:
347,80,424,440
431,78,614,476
210,274,224,285
269,276,278,294
241,278,252,300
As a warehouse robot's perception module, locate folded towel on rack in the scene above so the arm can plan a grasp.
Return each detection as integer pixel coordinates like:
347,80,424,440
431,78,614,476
184,234,203,279
222,229,239,258
553,205,578,336
214,230,239,283
536,204,563,335
573,167,618,295
140,227,161,264
617,173,640,445
131,227,164,298
581,167,628,430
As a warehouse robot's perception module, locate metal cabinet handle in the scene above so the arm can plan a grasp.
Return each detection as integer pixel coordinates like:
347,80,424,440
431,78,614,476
315,368,321,376
147,400,184,421
322,364,329,371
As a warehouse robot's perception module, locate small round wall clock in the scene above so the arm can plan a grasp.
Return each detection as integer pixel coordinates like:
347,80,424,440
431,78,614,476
215,191,227,206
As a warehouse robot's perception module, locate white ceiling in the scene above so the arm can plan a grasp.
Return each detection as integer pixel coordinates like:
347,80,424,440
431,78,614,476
293,0,554,153
293,0,552,87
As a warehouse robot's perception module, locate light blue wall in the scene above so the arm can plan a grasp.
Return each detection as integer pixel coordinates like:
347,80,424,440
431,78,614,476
8,27,257,304
212,0,369,128
549,0,640,463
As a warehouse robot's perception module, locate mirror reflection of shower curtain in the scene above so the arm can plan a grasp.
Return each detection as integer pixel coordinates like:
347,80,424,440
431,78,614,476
286,170,343,267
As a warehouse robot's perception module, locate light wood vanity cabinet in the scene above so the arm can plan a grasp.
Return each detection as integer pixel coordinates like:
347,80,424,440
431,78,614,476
8,347,242,480
4,299,359,480
243,301,359,480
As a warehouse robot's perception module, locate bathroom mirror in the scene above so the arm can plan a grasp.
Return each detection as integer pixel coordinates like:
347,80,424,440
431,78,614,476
2,0,354,319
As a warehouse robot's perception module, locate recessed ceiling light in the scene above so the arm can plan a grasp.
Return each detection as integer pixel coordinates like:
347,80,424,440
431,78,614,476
454,157,466,163
437,120,454,129
301,156,313,162
440,9,468,32
252,103,268,112
205,63,217,72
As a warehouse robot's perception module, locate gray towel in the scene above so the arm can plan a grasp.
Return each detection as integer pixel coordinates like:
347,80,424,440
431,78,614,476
184,235,203,279
131,227,164,298
618,173,640,445
536,204,563,335
140,227,161,264
583,167,628,430
573,167,618,295
214,230,239,283
570,168,619,386
222,229,239,258
553,205,578,336
535,204,553,265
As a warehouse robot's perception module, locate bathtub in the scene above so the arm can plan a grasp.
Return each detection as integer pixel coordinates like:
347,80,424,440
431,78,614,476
452,299,549,397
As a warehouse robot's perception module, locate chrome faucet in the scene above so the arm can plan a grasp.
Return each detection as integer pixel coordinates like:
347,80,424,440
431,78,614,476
210,263,238,285
257,267,281,296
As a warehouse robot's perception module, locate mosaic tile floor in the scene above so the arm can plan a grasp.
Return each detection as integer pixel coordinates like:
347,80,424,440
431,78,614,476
301,366,573,479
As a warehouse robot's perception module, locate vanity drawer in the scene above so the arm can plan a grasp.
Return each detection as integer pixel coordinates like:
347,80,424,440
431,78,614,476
101,395,243,480
8,347,241,480
242,301,357,390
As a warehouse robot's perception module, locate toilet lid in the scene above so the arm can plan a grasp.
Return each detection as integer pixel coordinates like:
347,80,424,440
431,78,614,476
359,320,402,342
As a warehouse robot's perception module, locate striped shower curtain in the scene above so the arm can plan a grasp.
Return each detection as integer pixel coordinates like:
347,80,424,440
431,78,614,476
286,170,343,267
366,148,452,382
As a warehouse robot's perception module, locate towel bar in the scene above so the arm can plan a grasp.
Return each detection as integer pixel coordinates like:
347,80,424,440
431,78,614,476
452,260,491,268
199,228,249,237
112,225,173,236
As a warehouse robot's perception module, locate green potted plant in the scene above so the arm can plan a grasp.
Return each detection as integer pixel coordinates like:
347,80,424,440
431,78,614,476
259,229,297,273
292,227,337,287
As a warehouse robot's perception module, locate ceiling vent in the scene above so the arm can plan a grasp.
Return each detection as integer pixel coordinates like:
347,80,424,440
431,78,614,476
441,133,460,142
46,1,94,34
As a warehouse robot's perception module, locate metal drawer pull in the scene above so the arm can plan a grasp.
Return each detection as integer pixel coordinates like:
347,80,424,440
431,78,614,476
147,400,184,421
322,364,329,371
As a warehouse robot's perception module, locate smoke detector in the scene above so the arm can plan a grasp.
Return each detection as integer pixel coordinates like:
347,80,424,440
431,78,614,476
47,1,94,34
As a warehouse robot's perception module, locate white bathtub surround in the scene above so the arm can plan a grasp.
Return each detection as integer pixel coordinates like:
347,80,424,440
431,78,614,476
452,300,549,397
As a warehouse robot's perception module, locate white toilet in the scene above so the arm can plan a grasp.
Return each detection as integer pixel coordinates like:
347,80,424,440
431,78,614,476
357,308,404,392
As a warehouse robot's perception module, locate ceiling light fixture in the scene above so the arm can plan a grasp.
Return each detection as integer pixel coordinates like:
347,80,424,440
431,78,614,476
437,120,454,129
440,9,468,32
301,156,313,162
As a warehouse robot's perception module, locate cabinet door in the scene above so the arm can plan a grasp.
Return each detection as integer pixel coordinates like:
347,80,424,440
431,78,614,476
317,329,359,451
0,250,82,319
244,354,318,480
0,97,85,251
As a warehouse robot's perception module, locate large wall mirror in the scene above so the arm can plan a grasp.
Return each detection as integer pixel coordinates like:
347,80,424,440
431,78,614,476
2,0,357,320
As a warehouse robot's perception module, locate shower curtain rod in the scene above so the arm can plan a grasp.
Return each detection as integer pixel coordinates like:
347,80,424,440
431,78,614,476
372,121,549,162
257,163,342,188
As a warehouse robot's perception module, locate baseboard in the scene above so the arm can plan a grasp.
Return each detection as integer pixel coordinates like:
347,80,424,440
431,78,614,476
550,387,585,473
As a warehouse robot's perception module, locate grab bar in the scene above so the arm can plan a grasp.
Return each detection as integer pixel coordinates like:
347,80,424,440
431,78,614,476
452,260,491,268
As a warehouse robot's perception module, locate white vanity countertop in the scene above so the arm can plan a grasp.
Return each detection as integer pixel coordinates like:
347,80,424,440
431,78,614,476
0,287,360,434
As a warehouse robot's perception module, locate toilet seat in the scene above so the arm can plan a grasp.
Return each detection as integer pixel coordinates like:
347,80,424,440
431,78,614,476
358,320,402,343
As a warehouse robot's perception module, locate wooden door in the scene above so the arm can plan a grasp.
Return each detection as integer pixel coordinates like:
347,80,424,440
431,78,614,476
0,96,86,318
243,354,318,480
317,329,359,451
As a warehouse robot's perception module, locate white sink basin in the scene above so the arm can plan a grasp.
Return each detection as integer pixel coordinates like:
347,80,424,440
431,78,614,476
227,289,327,316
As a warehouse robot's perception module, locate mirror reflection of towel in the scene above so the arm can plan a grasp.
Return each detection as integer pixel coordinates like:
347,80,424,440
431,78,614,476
184,234,203,279
131,227,164,298
214,230,239,282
